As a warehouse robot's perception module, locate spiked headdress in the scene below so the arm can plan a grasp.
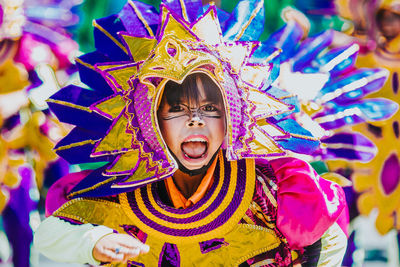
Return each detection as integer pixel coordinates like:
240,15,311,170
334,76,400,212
48,0,323,198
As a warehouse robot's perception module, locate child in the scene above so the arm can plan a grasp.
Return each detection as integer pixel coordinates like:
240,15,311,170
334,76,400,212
34,0,348,266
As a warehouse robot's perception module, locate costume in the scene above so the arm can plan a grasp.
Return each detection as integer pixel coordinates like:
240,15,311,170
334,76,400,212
0,0,79,265
33,0,397,265
37,154,348,266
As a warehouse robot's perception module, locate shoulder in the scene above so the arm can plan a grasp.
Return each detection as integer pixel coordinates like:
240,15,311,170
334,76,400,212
45,170,92,216
255,157,348,249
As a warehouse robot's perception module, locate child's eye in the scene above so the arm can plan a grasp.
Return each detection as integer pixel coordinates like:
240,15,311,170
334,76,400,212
201,104,218,112
169,104,184,112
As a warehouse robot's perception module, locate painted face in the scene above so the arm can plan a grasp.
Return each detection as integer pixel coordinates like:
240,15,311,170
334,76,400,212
158,73,226,171
377,9,400,40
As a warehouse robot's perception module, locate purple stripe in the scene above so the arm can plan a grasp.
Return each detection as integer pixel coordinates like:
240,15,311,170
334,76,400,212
126,158,248,236
150,159,221,214
393,72,399,94
138,160,228,223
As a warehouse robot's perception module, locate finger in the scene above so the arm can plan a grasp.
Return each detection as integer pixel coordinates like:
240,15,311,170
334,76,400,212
116,235,146,248
115,236,150,253
140,244,150,254
119,247,141,259
102,249,125,262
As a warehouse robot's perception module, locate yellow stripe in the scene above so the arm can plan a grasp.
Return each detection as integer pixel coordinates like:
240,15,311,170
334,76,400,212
291,133,319,141
75,58,96,71
179,0,189,22
278,94,296,100
147,151,225,218
263,48,282,63
67,177,118,199
250,259,275,267
119,157,256,244
47,99,92,112
92,20,128,54
234,1,264,41
54,139,99,151
128,0,154,37
242,214,256,225
257,176,277,207
131,154,236,229
321,142,376,153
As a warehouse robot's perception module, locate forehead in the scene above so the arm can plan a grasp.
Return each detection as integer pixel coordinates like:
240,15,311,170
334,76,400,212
160,72,224,106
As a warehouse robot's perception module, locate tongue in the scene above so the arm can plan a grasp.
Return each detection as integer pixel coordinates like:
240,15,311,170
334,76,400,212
181,142,207,158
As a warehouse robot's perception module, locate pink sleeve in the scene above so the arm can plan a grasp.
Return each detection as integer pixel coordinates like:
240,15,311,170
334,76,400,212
45,170,92,217
269,157,348,249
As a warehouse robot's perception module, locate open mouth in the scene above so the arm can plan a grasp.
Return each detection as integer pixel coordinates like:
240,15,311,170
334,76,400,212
181,136,208,159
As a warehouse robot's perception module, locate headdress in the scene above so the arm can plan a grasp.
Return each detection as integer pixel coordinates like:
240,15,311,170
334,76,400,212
49,0,396,199
49,0,321,198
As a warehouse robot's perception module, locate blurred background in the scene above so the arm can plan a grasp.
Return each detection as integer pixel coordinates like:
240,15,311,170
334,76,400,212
0,0,399,266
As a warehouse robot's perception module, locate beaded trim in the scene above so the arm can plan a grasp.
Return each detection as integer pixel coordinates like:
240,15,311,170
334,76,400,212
119,150,255,244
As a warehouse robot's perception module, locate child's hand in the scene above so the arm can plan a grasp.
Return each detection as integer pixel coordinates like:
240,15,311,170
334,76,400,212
93,233,150,263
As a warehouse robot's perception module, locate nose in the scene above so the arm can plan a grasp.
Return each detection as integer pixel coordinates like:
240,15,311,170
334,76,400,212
186,111,205,127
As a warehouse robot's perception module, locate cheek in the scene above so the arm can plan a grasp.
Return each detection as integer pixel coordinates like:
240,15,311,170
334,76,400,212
159,119,183,148
210,118,226,142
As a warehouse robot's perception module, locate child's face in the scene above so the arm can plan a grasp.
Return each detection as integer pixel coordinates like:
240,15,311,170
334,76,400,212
378,9,400,40
158,74,226,171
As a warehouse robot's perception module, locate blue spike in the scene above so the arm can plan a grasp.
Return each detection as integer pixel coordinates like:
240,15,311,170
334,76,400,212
212,6,230,27
94,15,130,61
317,68,389,104
47,101,112,133
222,0,264,41
356,99,399,121
162,0,202,23
69,166,132,198
313,43,359,75
76,52,114,97
314,98,399,130
119,1,159,37
262,86,299,120
275,118,319,154
55,127,113,164
50,85,105,107
251,45,280,63
291,30,333,72
262,21,303,62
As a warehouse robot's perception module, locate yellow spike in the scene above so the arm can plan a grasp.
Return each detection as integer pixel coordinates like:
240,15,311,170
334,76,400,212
247,126,284,155
241,64,272,89
257,119,286,138
111,160,157,188
217,43,251,74
94,94,125,119
247,87,291,118
96,64,128,70
93,115,134,155
160,8,197,42
103,65,138,92
121,34,157,62
191,6,222,45
104,150,140,175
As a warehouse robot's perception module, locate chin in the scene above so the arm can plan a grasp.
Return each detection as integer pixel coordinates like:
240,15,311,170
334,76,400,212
179,156,210,170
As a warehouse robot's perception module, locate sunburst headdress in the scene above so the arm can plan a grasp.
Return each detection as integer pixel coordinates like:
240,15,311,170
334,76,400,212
49,0,322,198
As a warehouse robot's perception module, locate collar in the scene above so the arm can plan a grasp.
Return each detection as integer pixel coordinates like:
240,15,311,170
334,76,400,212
165,157,217,209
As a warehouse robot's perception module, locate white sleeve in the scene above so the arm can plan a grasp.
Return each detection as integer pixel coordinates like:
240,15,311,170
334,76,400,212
33,216,114,265
317,222,348,266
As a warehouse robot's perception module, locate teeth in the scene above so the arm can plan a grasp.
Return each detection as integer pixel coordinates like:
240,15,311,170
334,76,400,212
185,138,207,143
